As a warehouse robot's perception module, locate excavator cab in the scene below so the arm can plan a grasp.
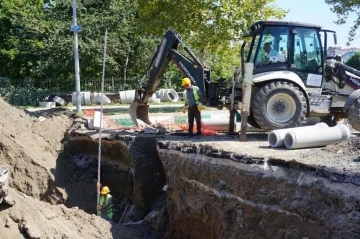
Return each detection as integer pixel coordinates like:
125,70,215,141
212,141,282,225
237,21,360,131
130,30,210,126
241,21,337,76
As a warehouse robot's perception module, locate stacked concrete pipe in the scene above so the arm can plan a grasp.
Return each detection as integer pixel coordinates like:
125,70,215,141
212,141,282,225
156,89,179,102
268,123,329,148
284,124,351,149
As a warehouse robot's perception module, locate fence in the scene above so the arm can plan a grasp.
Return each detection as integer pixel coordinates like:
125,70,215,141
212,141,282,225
0,77,141,94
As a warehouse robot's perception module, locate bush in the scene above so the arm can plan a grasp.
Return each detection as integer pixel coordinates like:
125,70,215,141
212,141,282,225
346,53,360,70
0,78,56,106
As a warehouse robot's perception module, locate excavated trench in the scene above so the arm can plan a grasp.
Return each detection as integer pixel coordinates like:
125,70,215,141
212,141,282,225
58,132,360,239
55,134,167,225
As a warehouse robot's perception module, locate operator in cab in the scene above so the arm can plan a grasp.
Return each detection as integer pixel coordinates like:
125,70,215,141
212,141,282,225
181,78,205,137
257,41,279,66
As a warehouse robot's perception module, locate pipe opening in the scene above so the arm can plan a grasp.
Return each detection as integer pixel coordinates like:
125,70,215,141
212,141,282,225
284,132,295,149
268,132,280,147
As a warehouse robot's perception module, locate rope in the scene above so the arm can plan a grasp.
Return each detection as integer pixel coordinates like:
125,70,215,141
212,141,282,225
97,29,108,207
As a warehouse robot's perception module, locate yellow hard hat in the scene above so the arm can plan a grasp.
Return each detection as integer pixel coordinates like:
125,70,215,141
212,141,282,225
101,186,110,194
181,77,191,86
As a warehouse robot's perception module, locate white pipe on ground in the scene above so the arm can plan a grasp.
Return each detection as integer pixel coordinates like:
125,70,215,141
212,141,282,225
193,117,239,132
284,124,351,149
268,123,329,148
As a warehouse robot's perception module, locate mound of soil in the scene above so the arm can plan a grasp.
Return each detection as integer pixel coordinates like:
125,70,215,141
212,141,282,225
0,98,157,238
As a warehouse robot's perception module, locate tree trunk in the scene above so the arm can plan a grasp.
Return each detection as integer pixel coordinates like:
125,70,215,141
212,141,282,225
123,47,130,85
200,47,207,65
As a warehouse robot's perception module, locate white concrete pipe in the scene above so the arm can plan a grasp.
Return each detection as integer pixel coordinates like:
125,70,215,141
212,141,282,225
193,117,239,132
72,92,85,105
182,90,187,100
155,89,167,100
165,89,179,102
268,123,329,148
39,102,56,108
94,93,111,105
284,124,351,149
148,94,157,103
71,91,91,105
83,92,91,105
119,90,136,104
156,89,179,102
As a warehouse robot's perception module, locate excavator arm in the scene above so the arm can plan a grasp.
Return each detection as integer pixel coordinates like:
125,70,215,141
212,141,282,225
130,29,210,126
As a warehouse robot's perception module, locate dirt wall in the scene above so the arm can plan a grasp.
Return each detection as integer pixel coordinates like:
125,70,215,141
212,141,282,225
157,140,360,239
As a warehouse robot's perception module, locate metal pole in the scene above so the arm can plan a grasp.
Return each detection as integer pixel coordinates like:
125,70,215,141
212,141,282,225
239,63,253,141
72,0,81,113
229,66,241,134
97,29,108,211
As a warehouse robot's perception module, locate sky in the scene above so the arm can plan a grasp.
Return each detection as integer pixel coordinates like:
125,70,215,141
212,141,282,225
274,0,359,48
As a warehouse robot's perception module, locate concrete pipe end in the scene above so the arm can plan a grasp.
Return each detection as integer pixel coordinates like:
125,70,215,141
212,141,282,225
337,124,351,141
268,131,282,148
284,132,296,149
166,90,179,102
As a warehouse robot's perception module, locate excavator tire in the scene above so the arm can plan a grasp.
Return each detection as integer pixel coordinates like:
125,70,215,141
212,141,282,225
247,112,261,129
348,98,360,131
252,81,307,131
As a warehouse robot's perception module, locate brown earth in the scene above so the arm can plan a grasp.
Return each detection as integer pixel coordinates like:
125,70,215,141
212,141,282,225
1,95,360,239
0,98,156,239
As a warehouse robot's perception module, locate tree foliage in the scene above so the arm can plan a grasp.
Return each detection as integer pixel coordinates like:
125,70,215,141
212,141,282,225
136,0,286,49
0,0,156,82
0,0,287,95
325,0,360,45
136,0,287,78
346,53,360,70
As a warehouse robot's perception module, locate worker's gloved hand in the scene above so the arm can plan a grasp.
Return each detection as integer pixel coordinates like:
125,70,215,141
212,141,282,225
96,205,101,211
197,103,204,112
181,106,187,114
96,182,101,188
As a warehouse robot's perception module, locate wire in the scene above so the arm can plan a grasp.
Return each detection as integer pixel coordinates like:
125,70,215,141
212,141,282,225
97,29,108,207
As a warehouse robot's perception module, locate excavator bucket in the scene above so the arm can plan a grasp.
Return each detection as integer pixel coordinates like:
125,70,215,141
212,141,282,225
129,101,151,127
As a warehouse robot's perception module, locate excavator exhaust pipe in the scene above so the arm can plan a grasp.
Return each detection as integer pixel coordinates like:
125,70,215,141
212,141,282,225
129,101,151,127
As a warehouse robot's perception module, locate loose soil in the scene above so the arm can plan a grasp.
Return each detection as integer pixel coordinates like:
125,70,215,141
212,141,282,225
0,98,156,239
0,97,359,238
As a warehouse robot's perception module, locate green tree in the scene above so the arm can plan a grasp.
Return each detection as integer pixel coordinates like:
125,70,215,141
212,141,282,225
136,0,286,49
0,0,48,79
346,53,360,70
42,0,147,80
325,0,360,45
136,0,286,78
0,0,157,89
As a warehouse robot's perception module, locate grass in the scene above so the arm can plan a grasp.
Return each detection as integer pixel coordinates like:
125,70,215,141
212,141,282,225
74,111,84,118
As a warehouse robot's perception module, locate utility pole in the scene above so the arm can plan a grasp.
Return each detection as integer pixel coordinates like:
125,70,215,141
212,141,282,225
72,0,81,113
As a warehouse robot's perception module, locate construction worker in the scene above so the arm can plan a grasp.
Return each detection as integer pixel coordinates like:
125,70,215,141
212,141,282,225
181,77,205,137
96,186,113,222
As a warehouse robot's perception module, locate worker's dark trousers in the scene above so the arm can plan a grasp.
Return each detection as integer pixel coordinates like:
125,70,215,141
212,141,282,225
188,105,201,134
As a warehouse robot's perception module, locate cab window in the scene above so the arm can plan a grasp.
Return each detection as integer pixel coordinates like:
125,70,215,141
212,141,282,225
248,35,260,63
293,27,322,72
255,27,289,66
